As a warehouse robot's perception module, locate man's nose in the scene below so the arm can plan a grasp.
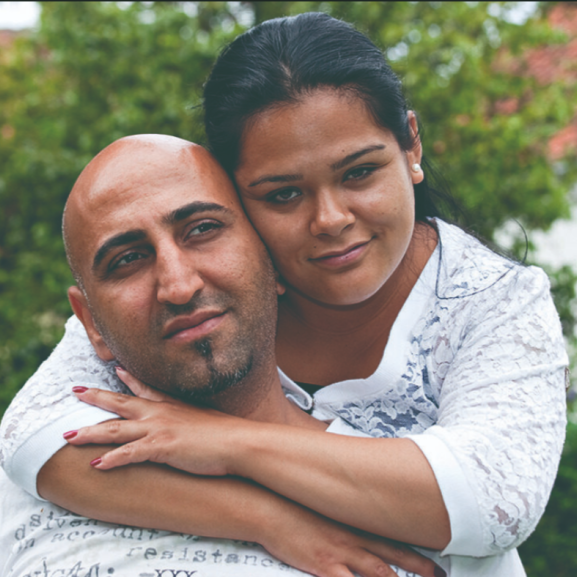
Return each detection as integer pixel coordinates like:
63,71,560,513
156,247,204,305
309,189,355,237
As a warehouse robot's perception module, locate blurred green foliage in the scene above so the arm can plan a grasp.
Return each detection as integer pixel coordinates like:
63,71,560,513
519,420,577,576
0,3,576,575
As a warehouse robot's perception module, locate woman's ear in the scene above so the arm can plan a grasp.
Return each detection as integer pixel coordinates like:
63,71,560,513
407,111,424,185
68,285,115,361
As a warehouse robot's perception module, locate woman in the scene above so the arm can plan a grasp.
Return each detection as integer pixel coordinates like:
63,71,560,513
0,12,567,577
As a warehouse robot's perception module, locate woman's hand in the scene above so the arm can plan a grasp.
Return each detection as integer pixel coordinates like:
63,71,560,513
261,507,443,577
66,368,245,476
64,371,445,577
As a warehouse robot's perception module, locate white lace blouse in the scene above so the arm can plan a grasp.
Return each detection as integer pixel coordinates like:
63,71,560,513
0,219,568,561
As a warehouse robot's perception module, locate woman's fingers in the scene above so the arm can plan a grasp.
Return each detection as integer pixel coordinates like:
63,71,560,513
321,564,387,577
63,419,170,470
65,418,145,446
346,555,400,577
68,386,232,476
115,366,172,403
89,440,159,470
72,386,155,419
361,537,442,577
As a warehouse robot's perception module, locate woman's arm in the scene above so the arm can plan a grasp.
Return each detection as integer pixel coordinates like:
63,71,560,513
38,443,440,577
67,382,451,549
412,266,568,556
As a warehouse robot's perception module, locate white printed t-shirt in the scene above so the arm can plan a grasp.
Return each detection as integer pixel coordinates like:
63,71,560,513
0,467,309,577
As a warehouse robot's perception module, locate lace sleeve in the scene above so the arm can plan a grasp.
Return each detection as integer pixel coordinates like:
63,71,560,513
426,265,568,555
0,315,128,497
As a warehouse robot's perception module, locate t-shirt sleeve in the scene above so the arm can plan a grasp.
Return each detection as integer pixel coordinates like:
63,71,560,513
409,265,567,557
0,315,127,499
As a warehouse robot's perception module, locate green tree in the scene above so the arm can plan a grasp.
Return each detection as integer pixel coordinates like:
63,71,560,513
518,420,577,576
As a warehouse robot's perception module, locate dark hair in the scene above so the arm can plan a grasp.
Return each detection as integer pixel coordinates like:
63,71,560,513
203,12,454,222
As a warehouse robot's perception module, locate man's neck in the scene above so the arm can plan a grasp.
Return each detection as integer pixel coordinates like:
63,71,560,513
209,359,327,432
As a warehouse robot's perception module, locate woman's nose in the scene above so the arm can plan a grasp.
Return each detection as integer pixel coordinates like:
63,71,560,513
309,190,355,237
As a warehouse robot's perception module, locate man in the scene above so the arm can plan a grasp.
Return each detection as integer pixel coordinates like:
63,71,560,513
0,135,437,577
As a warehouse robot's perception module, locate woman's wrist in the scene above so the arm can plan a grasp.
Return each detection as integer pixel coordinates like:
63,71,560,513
224,420,282,479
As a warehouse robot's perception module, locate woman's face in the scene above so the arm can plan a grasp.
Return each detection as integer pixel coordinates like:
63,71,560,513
234,89,423,306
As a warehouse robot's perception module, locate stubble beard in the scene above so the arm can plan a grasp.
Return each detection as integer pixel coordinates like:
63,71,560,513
94,304,260,403
89,261,278,406
169,336,254,403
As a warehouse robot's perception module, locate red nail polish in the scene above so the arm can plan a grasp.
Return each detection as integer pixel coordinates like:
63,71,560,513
90,457,102,467
72,386,88,393
63,430,78,440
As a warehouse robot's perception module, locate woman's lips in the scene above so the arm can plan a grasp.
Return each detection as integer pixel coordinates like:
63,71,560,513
311,240,371,268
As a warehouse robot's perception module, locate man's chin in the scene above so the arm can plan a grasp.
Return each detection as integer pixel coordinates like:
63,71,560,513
171,355,254,404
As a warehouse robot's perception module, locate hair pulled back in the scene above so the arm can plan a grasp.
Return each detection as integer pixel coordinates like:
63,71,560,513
203,12,446,221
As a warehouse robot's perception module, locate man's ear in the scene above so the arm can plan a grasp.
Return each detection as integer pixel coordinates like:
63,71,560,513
274,271,286,296
68,286,115,362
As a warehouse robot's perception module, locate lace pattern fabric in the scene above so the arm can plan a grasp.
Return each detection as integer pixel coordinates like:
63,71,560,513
0,316,128,471
323,261,566,553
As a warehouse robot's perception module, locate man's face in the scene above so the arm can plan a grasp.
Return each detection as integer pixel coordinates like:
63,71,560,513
69,137,278,401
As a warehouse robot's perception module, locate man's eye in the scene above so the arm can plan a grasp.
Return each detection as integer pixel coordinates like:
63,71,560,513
112,251,147,270
268,189,301,204
187,220,222,236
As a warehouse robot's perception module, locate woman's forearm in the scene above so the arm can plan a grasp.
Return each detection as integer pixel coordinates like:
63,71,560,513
64,388,451,549
37,443,443,577
38,444,274,542
227,424,451,549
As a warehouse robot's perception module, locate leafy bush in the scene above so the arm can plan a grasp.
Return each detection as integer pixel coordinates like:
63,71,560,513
520,421,577,576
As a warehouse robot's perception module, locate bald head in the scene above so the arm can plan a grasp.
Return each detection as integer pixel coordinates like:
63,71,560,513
63,134,239,291
63,133,280,408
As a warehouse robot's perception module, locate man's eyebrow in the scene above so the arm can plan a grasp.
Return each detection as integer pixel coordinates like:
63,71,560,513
92,230,147,271
330,145,386,171
162,201,231,225
248,174,303,188
92,202,232,272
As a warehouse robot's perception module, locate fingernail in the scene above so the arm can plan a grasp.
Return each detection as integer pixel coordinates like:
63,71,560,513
63,430,78,440
115,366,126,373
90,457,102,467
434,567,447,577
72,386,88,394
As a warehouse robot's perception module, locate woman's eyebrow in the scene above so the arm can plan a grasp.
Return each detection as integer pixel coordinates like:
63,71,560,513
330,144,386,171
248,173,303,188
247,144,386,188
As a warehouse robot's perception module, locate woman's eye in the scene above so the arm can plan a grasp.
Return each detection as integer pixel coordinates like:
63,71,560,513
268,188,301,204
344,166,376,182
